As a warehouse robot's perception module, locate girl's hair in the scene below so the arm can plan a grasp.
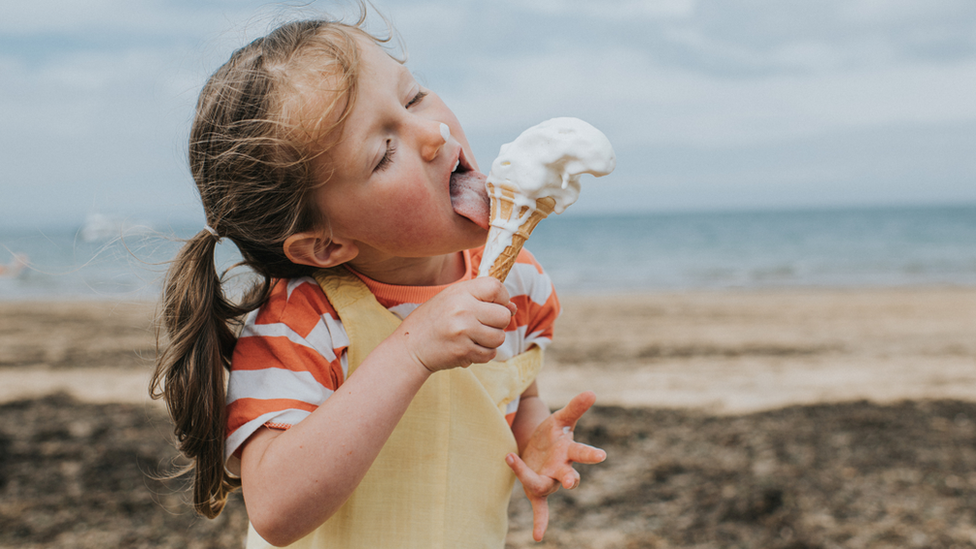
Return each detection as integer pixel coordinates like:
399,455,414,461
151,9,391,518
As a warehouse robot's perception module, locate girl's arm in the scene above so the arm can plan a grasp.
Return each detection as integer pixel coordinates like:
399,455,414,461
508,387,608,542
239,278,515,547
510,380,550,453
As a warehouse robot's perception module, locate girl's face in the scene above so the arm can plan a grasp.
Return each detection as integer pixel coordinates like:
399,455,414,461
310,36,489,274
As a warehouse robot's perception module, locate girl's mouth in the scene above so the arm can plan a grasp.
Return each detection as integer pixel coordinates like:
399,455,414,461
449,149,490,230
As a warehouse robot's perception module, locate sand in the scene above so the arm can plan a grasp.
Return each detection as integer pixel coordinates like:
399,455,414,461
3,288,975,411
3,288,976,548
544,288,976,413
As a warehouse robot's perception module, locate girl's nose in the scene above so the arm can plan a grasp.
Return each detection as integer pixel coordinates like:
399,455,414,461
420,121,450,162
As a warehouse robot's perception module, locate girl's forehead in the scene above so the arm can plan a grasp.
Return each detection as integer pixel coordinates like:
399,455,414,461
285,73,348,137
300,35,412,156
356,35,409,80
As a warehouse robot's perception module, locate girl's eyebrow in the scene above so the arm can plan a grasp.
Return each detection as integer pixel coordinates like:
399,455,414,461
396,64,416,93
397,71,414,95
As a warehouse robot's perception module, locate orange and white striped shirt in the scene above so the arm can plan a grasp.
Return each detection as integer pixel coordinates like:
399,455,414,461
225,247,560,463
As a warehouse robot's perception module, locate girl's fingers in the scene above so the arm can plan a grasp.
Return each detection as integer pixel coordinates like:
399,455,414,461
468,322,507,350
506,453,554,541
561,469,581,490
476,302,516,331
465,345,497,366
568,442,607,465
552,391,597,429
505,453,552,496
469,278,515,328
530,494,550,542
469,276,512,308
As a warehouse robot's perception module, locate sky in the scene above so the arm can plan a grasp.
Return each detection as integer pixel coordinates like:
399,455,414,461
1,0,975,230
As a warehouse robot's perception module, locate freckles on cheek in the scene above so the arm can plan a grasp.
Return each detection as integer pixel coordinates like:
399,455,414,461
388,206,446,247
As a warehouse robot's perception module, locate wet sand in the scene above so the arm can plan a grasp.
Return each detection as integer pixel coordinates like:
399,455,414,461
2,288,976,548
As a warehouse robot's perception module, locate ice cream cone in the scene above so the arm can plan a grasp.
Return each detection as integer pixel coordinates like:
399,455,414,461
479,182,557,282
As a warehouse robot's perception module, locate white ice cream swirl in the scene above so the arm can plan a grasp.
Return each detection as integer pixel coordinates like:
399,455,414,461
477,118,616,279
485,117,616,215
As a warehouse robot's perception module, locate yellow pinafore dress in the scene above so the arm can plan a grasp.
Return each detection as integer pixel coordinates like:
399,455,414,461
245,267,542,548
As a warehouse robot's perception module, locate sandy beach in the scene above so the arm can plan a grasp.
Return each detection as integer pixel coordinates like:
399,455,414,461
2,288,976,548
3,288,975,411
545,288,976,413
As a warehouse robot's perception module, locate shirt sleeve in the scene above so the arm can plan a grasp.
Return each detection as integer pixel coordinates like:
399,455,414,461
504,248,561,354
224,277,349,466
495,250,560,425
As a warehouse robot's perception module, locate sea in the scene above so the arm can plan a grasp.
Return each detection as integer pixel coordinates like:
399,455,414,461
1,204,975,301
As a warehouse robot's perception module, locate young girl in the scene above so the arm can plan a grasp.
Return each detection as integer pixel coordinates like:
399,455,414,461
152,8,605,548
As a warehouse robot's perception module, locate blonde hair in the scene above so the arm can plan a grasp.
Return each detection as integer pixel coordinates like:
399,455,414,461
151,12,391,518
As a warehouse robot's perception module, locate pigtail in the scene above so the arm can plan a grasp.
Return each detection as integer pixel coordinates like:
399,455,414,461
150,230,267,517
151,7,387,519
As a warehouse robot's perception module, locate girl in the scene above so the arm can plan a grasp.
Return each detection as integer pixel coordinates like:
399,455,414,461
152,7,605,548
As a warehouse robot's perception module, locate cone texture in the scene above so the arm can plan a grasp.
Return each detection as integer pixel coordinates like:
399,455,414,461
484,183,556,282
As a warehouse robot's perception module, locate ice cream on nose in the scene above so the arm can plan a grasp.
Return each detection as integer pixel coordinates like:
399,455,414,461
478,117,616,281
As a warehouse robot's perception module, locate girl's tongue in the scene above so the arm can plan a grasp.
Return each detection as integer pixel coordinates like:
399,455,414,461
450,170,490,230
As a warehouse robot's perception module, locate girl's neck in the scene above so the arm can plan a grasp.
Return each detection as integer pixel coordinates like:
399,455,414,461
348,251,467,287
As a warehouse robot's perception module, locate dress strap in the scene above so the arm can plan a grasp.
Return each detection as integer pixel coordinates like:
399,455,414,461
313,267,402,376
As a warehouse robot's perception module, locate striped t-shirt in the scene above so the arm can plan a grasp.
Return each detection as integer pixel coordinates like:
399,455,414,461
224,247,560,464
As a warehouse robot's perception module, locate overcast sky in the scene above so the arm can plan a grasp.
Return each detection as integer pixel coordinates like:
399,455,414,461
2,0,975,230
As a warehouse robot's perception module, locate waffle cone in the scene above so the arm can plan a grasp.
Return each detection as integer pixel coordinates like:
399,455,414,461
480,183,557,282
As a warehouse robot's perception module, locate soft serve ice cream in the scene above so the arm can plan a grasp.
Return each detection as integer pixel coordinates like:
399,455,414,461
478,117,616,281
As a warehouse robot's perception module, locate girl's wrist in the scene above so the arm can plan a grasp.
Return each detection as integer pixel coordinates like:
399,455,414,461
376,332,434,383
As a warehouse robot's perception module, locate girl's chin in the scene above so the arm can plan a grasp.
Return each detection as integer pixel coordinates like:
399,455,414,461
452,224,489,254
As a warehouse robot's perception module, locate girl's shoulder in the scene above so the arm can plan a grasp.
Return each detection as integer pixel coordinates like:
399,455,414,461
251,276,338,332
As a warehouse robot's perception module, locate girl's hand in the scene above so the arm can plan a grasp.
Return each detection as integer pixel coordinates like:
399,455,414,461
394,277,516,373
505,391,607,542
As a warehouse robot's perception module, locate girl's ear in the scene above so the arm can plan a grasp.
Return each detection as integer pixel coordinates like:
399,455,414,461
283,231,359,269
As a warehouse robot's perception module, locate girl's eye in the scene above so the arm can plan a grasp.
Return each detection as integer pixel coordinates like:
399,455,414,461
372,90,426,173
406,90,428,108
375,141,396,172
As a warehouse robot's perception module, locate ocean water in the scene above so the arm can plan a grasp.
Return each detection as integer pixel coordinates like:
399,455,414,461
1,205,975,301
530,204,976,294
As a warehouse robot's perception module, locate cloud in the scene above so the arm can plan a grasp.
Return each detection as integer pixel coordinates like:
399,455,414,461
444,41,976,148
839,0,975,24
397,0,976,149
507,0,698,20
2,0,975,227
0,0,274,37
